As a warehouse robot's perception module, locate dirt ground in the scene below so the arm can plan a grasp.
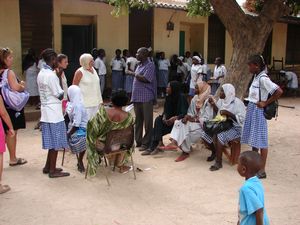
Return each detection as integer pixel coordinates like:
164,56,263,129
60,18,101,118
0,97,300,225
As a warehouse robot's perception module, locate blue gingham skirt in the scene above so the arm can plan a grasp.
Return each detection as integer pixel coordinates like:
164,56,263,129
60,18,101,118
241,102,268,148
125,75,134,93
201,126,241,145
112,70,124,91
41,121,69,150
158,70,168,87
68,134,86,154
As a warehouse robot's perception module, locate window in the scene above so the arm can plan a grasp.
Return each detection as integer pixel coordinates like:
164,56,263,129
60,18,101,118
286,24,300,64
207,15,225,64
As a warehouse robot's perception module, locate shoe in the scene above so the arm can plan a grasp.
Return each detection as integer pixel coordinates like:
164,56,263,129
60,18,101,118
150,148,162,155
139,145,149,152
209,162,223,171
206,152,216,162
49,171,70,178
175,153,189,162
141,150,152,156
159,145,178,151
43,167,63,174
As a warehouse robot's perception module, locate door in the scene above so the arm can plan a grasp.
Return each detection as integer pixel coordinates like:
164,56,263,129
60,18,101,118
179,31,185,56
62,25,95,85
129,8,153,55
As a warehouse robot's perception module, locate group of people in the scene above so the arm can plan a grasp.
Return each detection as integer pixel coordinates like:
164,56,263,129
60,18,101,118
0,45,286,225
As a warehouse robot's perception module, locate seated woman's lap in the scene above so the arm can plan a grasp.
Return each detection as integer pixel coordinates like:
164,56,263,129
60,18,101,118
217,127,241,146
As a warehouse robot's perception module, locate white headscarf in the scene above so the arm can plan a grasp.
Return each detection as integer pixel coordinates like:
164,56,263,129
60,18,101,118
192,56,201,63
66,85,84,115
217,83,246,126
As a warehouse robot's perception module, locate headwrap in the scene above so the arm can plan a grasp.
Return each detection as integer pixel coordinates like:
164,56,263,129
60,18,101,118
66,85,84,115
192,56,201,63
195,81,211,110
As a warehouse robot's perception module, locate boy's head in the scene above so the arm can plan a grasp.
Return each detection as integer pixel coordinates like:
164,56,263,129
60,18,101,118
237,151,262,178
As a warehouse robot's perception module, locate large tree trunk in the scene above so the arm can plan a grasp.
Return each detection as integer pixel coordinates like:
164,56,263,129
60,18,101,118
209,0,289,98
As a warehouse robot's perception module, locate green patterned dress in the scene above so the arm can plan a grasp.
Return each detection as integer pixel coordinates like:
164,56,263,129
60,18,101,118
86,106,135,176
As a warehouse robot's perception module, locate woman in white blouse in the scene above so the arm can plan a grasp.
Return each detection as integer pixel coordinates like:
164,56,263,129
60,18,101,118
73,53,103,120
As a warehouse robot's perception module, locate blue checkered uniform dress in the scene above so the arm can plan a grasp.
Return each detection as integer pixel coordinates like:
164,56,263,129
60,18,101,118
41,121,69,150
201,126,241,145
241,102,268,149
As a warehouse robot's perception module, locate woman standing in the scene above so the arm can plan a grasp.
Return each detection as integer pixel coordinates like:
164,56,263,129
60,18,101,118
110,49,126,93
157,52,170,98
37,48,70,178
0,47,27,166
73,53,103,120
241,55,282,179
23,48,39,107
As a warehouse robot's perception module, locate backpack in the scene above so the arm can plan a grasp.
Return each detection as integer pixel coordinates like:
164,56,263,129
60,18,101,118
0,69,29,111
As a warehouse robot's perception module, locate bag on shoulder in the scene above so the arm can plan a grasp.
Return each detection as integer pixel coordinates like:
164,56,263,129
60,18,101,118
0,69,29,111
259,75,278,120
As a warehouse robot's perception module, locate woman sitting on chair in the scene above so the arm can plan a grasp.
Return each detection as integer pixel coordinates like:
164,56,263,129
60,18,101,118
201,84,246,171
160,81,212,162
86,90,134,176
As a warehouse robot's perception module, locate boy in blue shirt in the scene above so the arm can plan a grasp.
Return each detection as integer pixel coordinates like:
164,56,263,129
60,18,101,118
237,151,270,225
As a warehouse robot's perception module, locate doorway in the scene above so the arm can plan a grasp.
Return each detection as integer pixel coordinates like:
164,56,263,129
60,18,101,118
62,24,95,85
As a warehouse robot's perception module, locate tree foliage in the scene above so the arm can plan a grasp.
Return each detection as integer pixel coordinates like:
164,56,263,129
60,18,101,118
186,0,212,17
108,0,152,17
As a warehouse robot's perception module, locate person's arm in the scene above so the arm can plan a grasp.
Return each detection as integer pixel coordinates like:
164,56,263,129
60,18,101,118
135,63,155,83
0,97,15,136
208,97,218,113
7,70,25,92
72,69,83,86
257,88,283,108
255,208,264,225
220,110,237,121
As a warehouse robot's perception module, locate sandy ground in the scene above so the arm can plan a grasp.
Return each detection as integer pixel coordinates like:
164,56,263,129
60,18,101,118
0,97,300,225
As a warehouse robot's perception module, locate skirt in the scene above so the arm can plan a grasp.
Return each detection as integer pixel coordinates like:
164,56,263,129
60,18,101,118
69,133,86,154
0,119,6,153
158,70,168,88
201,126,241,146
124,75,134,93
241,102,268,149
41,121,69,150
112,70,124,92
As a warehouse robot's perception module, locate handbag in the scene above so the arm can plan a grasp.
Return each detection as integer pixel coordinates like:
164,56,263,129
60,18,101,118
259,75,278,120
0,69,29,112
203,119,233,136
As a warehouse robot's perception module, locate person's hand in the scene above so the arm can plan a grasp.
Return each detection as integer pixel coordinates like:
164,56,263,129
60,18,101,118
182,115,189,124
220,110,230,116
208,96,215,106
20,80,26,86
257,101,267,108
7,128,15,137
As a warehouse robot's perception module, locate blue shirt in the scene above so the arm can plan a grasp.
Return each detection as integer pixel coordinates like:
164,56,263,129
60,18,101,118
131,59,157,103
239,176,270,225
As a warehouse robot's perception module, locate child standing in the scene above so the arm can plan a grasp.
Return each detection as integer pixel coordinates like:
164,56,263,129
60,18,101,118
111,49,126,93
158,52,170,98
65,85,88,173
237,151,270,225
0,96,15,194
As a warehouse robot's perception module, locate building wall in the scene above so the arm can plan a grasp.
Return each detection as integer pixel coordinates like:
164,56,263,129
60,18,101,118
0,0,22,76
153,8,208,61
53,0,129,63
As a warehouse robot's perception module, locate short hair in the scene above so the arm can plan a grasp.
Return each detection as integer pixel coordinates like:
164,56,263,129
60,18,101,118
0,47,13,69
41,48,57,63
79,53,93,69
239,151,262,175
98,49,105,55
111,90,129,107
57,54,68,63
115,49,121,54
248,54,266,71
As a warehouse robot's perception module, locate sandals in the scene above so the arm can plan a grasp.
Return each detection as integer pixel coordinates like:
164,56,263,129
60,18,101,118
49,171,70,178
9,158,27,167
159,145,178,151
207,152,216,162
175,153,189,162
43,167,63,174
0,184,11,194
209,162,223,171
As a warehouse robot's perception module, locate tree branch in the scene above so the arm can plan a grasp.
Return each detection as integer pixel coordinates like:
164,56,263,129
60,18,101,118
259,0,289,24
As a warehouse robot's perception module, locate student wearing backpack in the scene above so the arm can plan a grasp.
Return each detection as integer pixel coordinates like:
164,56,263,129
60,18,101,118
241,55,282,179
0,48,27,167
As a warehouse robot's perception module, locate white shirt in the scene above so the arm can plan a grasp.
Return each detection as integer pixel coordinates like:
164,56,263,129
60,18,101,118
158,59,170,71
247,71,279,103
177,63,190,78
37,59,46,71
78,67,103,107
38,66,64,123
285,71,298,89
185,57,193,67
190,64,203,89
110,58,126,71
94,57,107,75
213,65,227,83
125,57,138,74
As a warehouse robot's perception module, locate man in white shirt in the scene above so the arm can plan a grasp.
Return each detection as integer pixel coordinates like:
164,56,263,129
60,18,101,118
280,70,298,97
210,57,227,94
94,49,107,94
